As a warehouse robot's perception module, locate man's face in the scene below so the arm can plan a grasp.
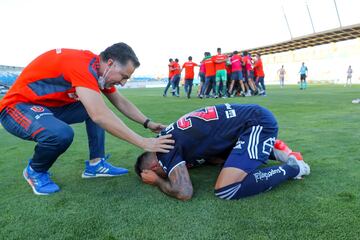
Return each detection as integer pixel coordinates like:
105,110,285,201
145,153,167,178
104,60,135,88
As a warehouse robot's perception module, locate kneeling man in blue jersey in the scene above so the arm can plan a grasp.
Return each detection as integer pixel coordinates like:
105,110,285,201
135,104,310,200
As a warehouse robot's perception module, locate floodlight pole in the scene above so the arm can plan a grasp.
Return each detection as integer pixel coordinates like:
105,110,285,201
306,2,316,33
282,6,293,40
333,0,342,28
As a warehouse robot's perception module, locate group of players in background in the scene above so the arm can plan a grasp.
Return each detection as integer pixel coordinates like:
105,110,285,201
163,48,266,99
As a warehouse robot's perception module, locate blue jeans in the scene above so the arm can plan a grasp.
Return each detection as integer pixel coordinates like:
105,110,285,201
0,102,104,172
184,79,193,97
163,77,172,95
201,75,216,96
171,74,180,95
256,76,266,91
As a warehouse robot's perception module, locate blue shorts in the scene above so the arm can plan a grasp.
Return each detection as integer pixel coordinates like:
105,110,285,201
223,109,278,173
231,71,243,81
242,70,248,83
248,70,254,80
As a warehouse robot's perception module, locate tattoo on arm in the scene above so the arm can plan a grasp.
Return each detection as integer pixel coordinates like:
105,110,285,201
155,163,193,200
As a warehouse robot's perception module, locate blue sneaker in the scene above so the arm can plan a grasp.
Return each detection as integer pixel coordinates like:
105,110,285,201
23,164,60,195
82,155,129,178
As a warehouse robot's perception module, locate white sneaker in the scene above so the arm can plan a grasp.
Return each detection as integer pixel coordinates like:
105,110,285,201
273,139,292,163
352,98,360,104
287,152,310,179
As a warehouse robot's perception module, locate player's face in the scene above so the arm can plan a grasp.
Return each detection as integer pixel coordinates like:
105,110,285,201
104,61,135,88
153,163,167,178
149,155,167,178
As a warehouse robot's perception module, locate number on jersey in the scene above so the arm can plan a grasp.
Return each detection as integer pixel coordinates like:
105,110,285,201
177,106,219,130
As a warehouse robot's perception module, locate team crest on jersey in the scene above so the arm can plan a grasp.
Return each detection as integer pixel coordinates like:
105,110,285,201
262,137,276,155
30,106,44,113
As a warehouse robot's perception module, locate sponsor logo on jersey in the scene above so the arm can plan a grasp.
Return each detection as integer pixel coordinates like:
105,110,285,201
225,109,236,119
30,106,44,113
224,103,237,119
34,113,53,120
253,167,286,183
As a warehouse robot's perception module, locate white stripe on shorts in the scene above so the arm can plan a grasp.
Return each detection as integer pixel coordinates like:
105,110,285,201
247,125,263,159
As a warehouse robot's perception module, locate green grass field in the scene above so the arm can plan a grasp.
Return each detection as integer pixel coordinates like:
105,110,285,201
1,85,359,240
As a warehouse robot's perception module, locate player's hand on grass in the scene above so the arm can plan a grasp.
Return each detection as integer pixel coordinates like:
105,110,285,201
140,169,159,185
143,134,174,153
148,121,167,133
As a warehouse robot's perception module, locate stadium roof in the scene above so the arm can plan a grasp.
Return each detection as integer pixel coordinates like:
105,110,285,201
242,23,360,56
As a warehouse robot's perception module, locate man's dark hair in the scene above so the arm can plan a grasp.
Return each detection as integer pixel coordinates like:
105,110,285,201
243,51,248,56
134,152,152,177
188,56,192,60
217,47,221,52
233,50,238,55
175,58,179,62
100,42,140,68
169,58,173,62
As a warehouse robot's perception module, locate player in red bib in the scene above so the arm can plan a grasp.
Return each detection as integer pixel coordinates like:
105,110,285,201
0,43,174,195
163,58,174,96
199,52,216,98
253,53,266,96
171,59,181,97
211,48,228,98
228,51,245,97
181,56,199,98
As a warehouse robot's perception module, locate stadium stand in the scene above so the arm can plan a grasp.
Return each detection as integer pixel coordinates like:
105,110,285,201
239,24,360,56
0,65,22,88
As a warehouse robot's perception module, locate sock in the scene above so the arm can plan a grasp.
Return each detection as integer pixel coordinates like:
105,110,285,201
215,164,299,200
89,159,101,166
269,150,276,160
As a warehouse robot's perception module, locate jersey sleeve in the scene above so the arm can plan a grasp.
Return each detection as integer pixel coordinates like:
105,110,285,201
157,146,185,177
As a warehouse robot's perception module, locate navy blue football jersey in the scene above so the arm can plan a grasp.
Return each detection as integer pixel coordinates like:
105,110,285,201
156,103,278,176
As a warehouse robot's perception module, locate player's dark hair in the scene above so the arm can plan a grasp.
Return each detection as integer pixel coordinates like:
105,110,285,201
175,58,179,62
100,42,140,68
243,51,248,56
217,47,221,52
134,152,152,177
188,56,192,60
169,58,173,62
233,50,238,55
